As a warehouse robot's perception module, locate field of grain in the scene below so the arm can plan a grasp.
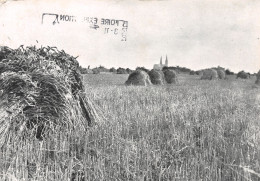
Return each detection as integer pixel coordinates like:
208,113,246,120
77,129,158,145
1,73,260,180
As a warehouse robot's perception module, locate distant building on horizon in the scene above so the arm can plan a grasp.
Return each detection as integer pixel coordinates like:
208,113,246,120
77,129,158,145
153,55,168,70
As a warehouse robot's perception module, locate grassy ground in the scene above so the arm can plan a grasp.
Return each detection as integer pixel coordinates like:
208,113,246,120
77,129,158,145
83,73,129,86
1,73,260,180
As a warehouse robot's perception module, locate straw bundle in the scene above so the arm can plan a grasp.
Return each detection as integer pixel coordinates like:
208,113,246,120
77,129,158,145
201,69,218,80
0,46,101,146
216,69,226,79
148,69,165,85
125,70,152,86
163,69,178,84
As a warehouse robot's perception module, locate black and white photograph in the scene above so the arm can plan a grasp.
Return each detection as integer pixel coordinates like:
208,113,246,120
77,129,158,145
0,0,260,180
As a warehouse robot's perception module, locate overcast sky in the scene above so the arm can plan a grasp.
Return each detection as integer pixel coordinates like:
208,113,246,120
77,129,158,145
0,0,260,73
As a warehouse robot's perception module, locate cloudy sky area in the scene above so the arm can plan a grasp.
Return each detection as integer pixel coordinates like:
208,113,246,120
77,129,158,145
0,0,260,73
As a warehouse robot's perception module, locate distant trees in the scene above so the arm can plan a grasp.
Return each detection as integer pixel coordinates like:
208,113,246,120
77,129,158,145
177,66,191,73
126,68,133,74
162,66,180,73
92,68,100,74
188,70,201,75
195,71,201,75
117,67,128,74
79,65,133,74
237,71,250,79
79,66,87,74
163,66,192,74
189,70,196,75
136,67,149,73
225,69,234,75
97,66,109,72
79,64,242,77
79,66,93,74
109,67,117,73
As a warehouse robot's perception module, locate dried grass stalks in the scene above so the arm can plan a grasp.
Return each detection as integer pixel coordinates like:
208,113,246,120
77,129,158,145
163,69,178,84
255,70,260,85
148,69,165,85
0,46,101,147
201,69,218,80
125,70,152,86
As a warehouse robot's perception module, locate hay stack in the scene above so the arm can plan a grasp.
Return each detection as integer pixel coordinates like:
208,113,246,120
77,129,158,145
163,69,178,84
236,71,249,79
255,70,260,85
201,69,218,80
125,70,152,86
195,71,201,75
148,69,165,85
0,45,101,146
189,71,195,75
216,69,226,79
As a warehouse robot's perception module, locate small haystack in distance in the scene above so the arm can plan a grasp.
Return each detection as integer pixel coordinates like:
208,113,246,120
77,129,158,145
201,69,218,80
189,71,195,75
125,70,152,86
163,69,178,84
255,70,260,85
148,69,165,85
195,71,201,75
0,45,101,147
216,69,226,79
236,71,249,79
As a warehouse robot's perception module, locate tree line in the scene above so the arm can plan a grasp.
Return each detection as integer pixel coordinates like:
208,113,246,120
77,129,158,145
79,65,254,76
79,66,134,74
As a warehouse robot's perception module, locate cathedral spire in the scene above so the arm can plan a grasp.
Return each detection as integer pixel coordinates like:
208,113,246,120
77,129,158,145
165,55,168,66
160,56,162,65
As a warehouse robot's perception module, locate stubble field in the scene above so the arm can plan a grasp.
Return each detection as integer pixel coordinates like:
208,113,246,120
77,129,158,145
81,73,260,180
1,73,260,180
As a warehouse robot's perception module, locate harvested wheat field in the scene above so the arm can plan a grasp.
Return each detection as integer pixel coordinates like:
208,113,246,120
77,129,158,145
1,56,260,180
2,0,260,180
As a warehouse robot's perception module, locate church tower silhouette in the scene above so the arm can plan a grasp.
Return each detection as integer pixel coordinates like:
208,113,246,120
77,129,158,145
165,55,168,67
153,55,169,70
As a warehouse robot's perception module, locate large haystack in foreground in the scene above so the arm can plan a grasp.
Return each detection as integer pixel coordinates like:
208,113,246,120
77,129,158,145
255,70,260,85
163,69,178,84
236,71,249,79
148,69,165,85
201,69,218,80
125,70,152,86
0,46,101,146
